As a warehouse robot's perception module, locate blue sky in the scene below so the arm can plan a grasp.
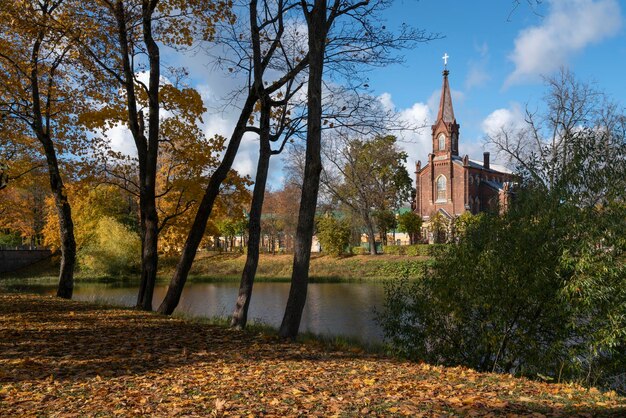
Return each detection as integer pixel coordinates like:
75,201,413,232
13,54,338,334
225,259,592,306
363,0,625,173
110,0,625,187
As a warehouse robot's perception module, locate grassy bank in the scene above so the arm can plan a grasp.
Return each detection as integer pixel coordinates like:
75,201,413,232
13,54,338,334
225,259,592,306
176,252,432,282
0,293,623,416
3,251,431,283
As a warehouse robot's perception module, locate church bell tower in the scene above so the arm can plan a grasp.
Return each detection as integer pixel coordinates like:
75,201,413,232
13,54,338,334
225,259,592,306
431,55,459,158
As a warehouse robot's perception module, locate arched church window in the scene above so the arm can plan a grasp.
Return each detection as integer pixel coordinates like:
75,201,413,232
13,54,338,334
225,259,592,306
468,196,474,213
469,175,473,185
475,198,480,212
436,175,446,202
438,134,445,150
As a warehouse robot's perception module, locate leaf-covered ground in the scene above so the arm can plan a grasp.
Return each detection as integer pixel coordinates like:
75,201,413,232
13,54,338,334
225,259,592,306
0,294,624,417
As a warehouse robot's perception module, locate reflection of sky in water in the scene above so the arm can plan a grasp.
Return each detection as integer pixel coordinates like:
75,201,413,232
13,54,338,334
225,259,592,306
5,280,386,344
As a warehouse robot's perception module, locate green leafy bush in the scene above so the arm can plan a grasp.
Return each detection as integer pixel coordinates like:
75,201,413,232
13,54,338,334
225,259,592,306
396,211,422,243
351,246,367,255
376,260,427,278
376,190,626,390
79,217,141,276
316,215,351,257
405,244,429,256
427,244,448,257
382,245,405,255
0,231,22,247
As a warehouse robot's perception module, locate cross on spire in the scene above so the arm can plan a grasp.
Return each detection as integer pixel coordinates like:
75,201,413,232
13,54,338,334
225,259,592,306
442,53,449,68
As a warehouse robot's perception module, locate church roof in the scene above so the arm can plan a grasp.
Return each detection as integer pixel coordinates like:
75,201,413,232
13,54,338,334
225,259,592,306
482,179,506,191
416,156,514,175
451,156,514,174
436,70,455,123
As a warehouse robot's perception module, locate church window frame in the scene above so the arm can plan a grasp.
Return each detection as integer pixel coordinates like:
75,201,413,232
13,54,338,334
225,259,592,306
436,175,447,202
438,133,446,150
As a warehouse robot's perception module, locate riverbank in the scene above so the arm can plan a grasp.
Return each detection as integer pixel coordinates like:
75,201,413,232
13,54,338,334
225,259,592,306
177,252,431,281
0,294,624,416
2,251,432,282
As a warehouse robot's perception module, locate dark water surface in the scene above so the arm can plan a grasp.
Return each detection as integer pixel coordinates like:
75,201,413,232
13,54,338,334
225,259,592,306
2,279,386,343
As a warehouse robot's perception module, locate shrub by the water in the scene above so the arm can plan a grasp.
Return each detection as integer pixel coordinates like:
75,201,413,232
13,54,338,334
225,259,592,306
376,188,626,392
79,217,141,276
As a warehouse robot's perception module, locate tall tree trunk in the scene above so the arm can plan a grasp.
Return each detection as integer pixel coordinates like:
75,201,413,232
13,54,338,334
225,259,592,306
112,0,161,311
42,140,76,299
231,102,271,329
278,0,327,339
137,197,159,310
29,32,76,299
365,214,377,255
138,0,161,311
157,93,257,315
156,0,308,315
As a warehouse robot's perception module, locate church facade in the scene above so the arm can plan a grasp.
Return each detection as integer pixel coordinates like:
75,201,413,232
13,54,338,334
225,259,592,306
414,68,515,224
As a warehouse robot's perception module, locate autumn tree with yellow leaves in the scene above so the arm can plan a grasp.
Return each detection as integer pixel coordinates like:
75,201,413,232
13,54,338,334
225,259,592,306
0,0,92,298
66,0,234,310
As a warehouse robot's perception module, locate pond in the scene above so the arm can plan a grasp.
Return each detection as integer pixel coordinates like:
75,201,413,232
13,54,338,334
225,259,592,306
1,279,387,344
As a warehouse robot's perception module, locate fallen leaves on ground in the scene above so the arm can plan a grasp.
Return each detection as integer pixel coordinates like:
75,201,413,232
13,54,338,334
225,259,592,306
0,294,624,417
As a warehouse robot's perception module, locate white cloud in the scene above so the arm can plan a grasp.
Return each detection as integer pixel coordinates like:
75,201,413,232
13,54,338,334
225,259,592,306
378,92,395,112
481,104,526,137
480,104,527,167
104,122,136,157
379,93,433,182
506,0,622,86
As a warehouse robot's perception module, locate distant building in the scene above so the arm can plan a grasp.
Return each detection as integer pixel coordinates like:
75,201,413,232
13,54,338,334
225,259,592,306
414,66,515,236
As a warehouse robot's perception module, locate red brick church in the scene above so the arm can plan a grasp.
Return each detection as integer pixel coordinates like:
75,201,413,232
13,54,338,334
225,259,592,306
414,65,515,225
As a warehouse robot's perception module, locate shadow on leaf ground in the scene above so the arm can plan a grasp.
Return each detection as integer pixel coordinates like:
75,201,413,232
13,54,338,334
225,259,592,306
0,294,624,417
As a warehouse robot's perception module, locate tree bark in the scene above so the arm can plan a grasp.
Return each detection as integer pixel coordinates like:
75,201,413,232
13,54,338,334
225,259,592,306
111,0,161,310
135,0,162,310
278,0,327,339
364,212,377,255
157,0,309,315
157,93,257,315
42,140,76,299
29,30,76,299
231,100,271,329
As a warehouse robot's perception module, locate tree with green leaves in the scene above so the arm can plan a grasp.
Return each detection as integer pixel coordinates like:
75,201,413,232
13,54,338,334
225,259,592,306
322,135,412,254
396,211,422,245
316,214,350,257
373,209,396,246
73,0,232,310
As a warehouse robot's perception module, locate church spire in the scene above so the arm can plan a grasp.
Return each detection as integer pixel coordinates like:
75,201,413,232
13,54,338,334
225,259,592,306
436,67,455,124
431,54,460,157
